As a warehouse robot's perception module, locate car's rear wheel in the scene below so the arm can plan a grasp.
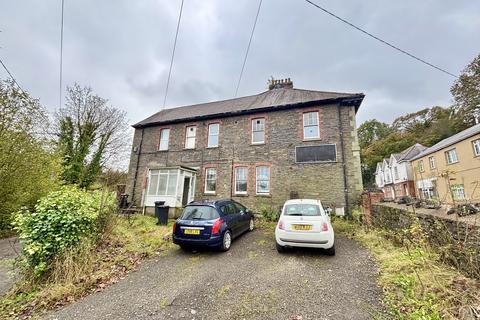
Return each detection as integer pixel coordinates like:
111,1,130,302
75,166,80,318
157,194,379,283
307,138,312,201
248,218,254,231
325,244,335,256
221,230,232,251
276,242,286,253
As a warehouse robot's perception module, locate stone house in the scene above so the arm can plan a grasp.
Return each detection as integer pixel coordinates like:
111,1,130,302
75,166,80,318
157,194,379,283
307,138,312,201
411,123,480,203
374,144,426,200
126,79,364,216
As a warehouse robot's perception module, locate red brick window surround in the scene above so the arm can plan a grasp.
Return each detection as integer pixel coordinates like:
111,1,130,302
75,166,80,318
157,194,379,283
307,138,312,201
185,125,197,149
158,127,171,151
204,166,217,194
234,166,248,195
207,122,220,148
255,165,271,195
251,117,266,145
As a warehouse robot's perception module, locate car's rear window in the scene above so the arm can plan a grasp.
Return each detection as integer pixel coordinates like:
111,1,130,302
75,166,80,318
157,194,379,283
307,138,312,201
284,204,321,216
180,206,219,220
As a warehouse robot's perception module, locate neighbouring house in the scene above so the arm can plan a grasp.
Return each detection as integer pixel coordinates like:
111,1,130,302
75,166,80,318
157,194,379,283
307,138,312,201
411,123,480,204
374,144,426,200
126,79,364,217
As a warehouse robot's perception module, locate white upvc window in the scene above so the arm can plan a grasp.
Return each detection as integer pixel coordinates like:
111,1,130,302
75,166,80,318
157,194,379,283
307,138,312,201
158,128,170,151
204,168,217,194
255,166,270,194
235,167,248,194
473,139,480,156
445,149,458,164
451,184,466,200
303,111,320,140
185,126,196,149
418,160,424,173
429,156,436,169
147,169,178,196
251,118,265,144
394,167,399,180
207,123,220,148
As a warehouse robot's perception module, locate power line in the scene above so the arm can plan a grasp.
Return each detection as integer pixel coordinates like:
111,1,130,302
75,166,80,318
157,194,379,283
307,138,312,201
59,0,65,109
163,0,184,110
0,57,26,93
304,0,458,78
235,0,263,97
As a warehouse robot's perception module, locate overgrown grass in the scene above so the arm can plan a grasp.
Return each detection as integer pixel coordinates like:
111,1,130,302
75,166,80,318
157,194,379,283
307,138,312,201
333,218,480,320
0,215,174,319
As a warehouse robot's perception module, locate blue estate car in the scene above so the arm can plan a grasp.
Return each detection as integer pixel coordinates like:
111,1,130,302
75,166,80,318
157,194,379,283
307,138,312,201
172,199,255,251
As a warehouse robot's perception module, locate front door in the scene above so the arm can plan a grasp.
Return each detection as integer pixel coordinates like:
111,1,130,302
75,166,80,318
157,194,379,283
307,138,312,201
182,177,191,206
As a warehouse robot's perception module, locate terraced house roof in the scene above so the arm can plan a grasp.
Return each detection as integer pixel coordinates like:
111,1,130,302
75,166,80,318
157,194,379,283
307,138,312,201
133,87,364,128
411,123,480,160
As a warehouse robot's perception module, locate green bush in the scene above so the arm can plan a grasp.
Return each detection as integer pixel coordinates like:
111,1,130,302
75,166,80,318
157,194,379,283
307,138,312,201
260,205,280,222
13,186,115,277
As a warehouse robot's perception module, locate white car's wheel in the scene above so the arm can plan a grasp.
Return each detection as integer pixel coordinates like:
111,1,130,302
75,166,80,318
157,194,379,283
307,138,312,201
276,242,286,253
325,244,335,256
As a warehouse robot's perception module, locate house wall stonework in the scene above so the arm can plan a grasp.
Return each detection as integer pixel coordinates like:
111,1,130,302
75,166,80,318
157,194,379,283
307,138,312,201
127,103,362,213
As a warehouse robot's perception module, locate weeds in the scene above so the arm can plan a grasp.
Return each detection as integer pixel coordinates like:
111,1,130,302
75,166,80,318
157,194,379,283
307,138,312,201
334,218,480,319
0,215,173,319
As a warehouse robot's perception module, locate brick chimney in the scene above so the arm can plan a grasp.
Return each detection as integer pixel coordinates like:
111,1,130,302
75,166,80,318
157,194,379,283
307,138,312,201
268,78,293,90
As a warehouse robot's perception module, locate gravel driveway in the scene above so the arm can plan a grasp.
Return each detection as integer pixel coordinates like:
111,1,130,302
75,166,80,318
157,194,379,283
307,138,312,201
45,226,383,320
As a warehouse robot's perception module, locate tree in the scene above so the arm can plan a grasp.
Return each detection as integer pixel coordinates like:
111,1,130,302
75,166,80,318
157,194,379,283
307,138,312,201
451,53,480,128
56,84,128,188
357,119,392,149
0,79,60,234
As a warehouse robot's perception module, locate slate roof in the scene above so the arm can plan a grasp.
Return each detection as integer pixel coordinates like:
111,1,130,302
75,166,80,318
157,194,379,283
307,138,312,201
392,143,427,162
133,87,364,128
411,124,480,160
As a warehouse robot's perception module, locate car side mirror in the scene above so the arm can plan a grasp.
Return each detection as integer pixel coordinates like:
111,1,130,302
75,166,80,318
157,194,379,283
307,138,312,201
325,207,333,216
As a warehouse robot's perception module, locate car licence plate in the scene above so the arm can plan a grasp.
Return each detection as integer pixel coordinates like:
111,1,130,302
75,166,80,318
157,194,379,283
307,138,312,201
292,224,312,231
184,229,200,235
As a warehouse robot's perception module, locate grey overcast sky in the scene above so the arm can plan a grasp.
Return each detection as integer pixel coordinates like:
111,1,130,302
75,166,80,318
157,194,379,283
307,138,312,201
1,0,479,126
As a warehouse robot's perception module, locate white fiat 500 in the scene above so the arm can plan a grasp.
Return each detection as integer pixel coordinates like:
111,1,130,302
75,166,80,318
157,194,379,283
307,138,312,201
275,199,335,255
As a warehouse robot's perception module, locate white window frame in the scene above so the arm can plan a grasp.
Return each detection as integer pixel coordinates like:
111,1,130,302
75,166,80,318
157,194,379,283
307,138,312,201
204,168,217,194
303,111,320,140
251,118,265,144
158,128,170,151
394,167,399,180
473,139,480,156
185,126,197,149
445,149,458,164
234,167,248,195
147,169,178,196
418,160,424,173
255,166,270,195
207,123,220,148
451,184,465,200
428,156,436,169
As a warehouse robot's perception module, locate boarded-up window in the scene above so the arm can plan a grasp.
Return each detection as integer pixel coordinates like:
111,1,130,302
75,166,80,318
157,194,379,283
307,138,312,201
295,145,336,163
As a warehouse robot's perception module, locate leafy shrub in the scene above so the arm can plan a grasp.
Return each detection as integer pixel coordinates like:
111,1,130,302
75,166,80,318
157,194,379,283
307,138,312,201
13,186,115,277
260,205,280,222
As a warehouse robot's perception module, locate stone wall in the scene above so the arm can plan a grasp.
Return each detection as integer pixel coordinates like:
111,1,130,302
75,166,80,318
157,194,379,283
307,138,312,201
372,203,480,279
127,103,363,214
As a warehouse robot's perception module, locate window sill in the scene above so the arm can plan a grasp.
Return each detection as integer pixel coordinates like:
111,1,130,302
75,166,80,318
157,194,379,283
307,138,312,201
157,149,169,152
251,142,265,146
255,194,271,198
206,146,219,149
203,193,216,196
234,193,249,197
302,137,321,142
446,161,459,166
184,148,196,151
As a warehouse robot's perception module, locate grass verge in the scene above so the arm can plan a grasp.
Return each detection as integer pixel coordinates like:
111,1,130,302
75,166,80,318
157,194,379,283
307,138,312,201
333,218,480,320
0,215,174,319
